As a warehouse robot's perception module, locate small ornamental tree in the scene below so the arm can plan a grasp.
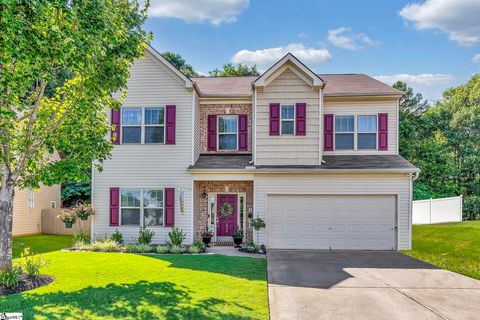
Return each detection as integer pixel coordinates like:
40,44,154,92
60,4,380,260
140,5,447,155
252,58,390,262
0,0,151,271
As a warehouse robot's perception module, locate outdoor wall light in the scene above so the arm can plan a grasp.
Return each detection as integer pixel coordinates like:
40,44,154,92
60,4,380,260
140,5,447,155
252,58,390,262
201,187,207,198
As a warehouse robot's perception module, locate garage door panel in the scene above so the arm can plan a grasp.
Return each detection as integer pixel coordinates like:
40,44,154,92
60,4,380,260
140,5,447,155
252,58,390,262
266,195,396,250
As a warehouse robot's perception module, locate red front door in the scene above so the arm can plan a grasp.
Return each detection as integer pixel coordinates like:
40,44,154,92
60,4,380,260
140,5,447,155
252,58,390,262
216,194,238,236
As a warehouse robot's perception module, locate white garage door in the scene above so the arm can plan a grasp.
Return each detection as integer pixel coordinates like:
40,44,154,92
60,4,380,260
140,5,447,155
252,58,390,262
266,195,396,250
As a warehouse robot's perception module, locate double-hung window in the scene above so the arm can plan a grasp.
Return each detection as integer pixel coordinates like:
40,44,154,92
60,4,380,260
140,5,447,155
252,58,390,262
121,107,165,144
357,115,377,149
218,115,238,150
122,108,142,144
120,189,164,227
335,115,355,149
144,108,165,143
281,104,295,135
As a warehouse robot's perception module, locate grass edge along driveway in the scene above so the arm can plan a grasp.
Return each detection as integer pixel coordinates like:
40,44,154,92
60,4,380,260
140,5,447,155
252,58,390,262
402,221,480,280
1,251,268,320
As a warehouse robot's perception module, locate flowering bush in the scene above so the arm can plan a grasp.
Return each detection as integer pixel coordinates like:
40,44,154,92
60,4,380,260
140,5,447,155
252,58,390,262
58,211,76,224
72,203,96,220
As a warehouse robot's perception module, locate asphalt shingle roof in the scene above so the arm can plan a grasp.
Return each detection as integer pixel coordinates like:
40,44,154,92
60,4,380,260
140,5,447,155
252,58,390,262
191,74,402,97
189,154,418,171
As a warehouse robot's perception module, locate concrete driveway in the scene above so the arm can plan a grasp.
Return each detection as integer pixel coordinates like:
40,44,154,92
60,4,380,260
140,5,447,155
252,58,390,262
268,250,480,320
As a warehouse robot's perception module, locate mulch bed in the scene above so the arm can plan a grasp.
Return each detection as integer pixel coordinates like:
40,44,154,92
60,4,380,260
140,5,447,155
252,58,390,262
0,273,53,296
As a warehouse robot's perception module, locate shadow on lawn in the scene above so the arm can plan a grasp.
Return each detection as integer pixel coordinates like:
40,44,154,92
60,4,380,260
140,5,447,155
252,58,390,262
2,281,256,320
146,254,267,281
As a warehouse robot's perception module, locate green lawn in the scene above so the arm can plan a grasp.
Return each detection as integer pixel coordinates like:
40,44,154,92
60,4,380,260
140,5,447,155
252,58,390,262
13,234,74,258
402,221,480,280
0,251,268,319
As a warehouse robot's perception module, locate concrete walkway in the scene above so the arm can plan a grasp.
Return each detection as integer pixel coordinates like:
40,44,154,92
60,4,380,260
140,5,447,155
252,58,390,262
268,250,480,320
205,246,266,259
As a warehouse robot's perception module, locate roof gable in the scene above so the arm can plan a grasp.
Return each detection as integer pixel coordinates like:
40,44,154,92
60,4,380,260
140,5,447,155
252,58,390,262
254,53,325,88
145,45,193,89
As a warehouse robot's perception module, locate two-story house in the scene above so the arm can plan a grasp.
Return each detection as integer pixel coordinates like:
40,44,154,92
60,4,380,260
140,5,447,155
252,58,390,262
91,45,419,250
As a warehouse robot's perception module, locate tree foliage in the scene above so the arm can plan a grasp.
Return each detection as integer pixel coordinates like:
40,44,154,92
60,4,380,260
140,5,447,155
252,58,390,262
0,0,151,270
209,63,260,77
162,52,198,78
394,76,480,219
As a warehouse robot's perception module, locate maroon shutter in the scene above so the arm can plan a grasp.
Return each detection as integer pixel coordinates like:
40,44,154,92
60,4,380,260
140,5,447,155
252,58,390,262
207,115,217,151
165,105,176,144
164,188,175,227
324,114,334,151
238,114,248,151
109,187,119,226
378,113,388,151
269,103,280,135
111,109,120,145
295,103,306,135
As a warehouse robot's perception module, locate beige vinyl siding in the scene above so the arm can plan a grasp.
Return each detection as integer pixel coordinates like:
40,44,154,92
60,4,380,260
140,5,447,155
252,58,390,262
323,98,398,155
92,51,194,244
254,173,411,250
256,68,320,165
13,184,61,236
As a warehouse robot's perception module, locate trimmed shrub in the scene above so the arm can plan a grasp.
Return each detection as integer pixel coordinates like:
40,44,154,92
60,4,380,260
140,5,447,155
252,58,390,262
73,230,91,244
188,245,202,254
168,227,186,246
124,244,139,253
136,244,154,253
244,241,259,253
138,227,155,245
156,245,170,254
170,245,186,254
191,241,206,253
89,239,122,252
111,229,124,244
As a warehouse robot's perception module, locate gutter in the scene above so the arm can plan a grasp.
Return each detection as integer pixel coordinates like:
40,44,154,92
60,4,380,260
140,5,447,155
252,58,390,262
188,167,421,174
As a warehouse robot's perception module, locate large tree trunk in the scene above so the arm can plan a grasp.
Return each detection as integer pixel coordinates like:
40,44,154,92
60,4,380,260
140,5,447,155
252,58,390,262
0,184,14,271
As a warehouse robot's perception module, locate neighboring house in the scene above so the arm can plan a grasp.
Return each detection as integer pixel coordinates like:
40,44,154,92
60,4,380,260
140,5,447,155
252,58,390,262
12,153,62,236
13,185,61,236
92,45,419,250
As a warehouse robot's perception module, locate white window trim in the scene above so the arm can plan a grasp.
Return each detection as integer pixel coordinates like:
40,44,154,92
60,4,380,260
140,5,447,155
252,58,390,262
334,113,379,151
280,104,295,135
120,188,165,227
217,115,238,151
27,189,35,209
121,107,166,145
357,114,378,150
334,115,355,150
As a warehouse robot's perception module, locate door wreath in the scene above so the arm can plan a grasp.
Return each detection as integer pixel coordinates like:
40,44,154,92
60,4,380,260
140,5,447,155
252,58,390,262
219,202,234,218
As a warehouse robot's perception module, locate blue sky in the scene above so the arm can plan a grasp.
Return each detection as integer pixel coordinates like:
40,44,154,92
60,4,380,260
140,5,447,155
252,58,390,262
144,0,480,100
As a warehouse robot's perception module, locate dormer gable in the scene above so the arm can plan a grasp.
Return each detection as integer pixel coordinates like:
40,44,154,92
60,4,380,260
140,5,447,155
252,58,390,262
254,53,325,89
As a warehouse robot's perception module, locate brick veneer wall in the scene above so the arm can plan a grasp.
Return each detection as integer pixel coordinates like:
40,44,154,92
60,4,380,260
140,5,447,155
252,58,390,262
199,104,252,153
193,180,254,242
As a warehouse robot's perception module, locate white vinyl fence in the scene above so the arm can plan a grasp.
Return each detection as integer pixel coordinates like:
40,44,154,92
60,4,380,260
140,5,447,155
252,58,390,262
412,196,463,224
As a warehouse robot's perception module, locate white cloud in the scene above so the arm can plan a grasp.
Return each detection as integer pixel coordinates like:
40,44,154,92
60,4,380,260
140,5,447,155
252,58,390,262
374,73,456,101
327,27,377,50
473,53,480,63
375,73,455,86
399,0,480,46
231,43,332,70
148,0,249,25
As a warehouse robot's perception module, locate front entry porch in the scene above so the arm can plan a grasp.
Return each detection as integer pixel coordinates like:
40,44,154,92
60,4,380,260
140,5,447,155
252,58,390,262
193,181,254,243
